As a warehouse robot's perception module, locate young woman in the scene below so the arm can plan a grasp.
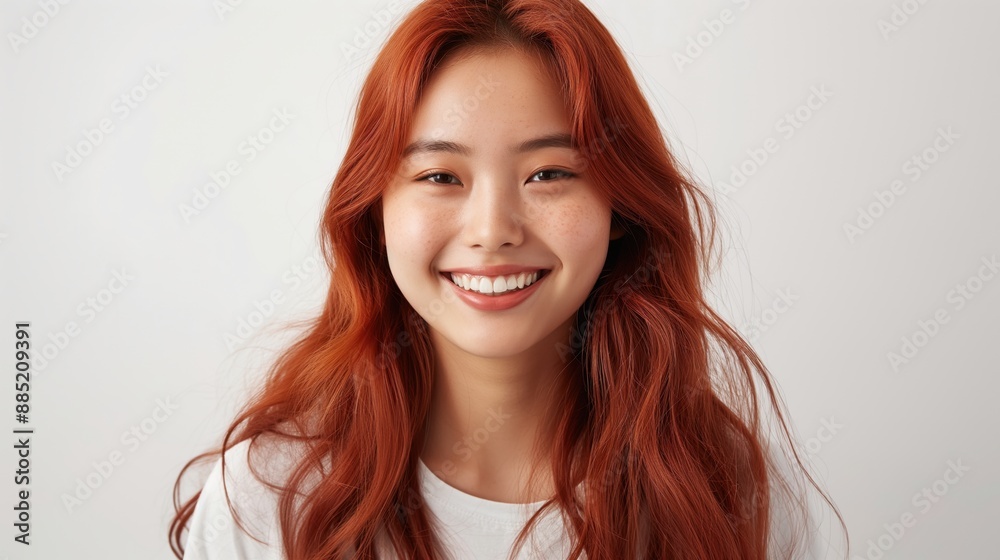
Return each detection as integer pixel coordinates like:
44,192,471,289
170,0,848,558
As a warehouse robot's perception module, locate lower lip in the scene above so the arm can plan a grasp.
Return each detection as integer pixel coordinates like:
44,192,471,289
441,271,548,312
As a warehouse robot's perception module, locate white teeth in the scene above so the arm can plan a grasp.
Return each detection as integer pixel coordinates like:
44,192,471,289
493,278,505,293
447,271,542,295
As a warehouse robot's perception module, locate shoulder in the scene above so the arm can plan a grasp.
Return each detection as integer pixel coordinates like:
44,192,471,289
182,434,310,560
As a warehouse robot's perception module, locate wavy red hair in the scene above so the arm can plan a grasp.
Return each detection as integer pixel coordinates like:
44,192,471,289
169,0,849,558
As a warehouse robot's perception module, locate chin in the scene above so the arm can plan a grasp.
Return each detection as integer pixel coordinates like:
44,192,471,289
434,327,544,359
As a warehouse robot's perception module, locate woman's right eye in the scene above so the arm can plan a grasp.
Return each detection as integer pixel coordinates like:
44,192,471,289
417,172,460,185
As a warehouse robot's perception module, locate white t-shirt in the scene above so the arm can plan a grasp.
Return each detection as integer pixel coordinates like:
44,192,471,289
181,438,836,559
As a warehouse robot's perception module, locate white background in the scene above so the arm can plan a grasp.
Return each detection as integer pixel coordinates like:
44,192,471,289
1,1,997,558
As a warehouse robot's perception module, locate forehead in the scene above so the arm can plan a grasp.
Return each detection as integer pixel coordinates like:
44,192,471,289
404,48,573,158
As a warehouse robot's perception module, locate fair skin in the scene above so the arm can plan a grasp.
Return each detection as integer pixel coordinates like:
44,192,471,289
380,46,624,504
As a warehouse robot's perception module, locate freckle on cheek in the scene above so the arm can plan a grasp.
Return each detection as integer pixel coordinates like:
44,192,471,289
567,208,609,248
558,204,592,234
390,217,439,258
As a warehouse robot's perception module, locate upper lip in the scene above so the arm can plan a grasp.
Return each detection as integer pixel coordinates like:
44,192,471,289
440,264,549,276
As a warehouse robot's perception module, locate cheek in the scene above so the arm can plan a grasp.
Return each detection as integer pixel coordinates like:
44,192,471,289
547,197,611,256
383,196,450,266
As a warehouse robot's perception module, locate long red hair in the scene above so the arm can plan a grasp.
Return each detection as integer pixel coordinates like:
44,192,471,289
169,0,848,558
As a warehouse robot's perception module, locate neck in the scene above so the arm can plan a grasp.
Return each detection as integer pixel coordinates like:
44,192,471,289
420,316,579,503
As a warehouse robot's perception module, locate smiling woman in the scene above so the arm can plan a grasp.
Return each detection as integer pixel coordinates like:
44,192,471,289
169,1,848,559
382,46,619,363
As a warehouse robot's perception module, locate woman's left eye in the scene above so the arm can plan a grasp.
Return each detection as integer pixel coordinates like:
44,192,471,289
530,169,575,182
417,172,461,185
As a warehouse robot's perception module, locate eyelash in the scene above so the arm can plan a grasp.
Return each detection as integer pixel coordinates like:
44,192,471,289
416,168,576,185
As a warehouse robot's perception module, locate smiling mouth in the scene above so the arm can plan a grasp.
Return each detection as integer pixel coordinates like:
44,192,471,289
440,269,550,296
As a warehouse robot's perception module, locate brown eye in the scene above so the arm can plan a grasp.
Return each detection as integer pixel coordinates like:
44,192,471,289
418,172,461,185
530,169,575,182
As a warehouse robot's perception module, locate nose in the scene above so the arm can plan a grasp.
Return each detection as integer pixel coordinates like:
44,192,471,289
460,177,526,251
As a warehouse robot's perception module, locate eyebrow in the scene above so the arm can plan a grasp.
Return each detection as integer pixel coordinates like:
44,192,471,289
401,132,576,160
